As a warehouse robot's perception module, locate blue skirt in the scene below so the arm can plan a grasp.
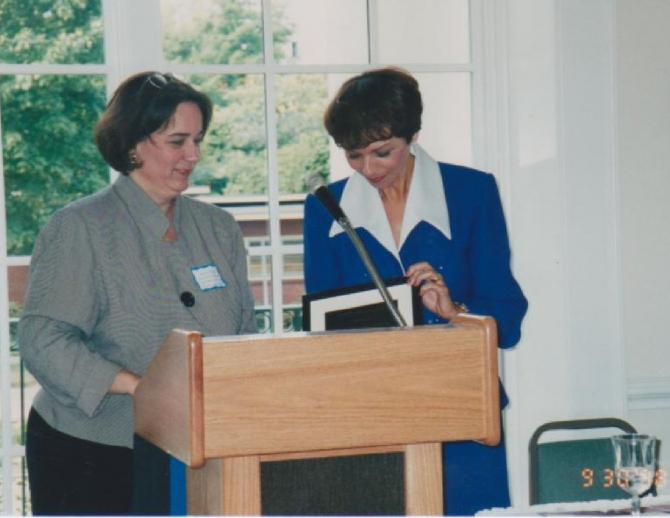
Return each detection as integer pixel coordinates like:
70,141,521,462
443,437,510,515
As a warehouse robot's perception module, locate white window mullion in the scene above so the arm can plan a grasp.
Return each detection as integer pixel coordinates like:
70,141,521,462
106,0,163,80
166,63,473,75
469,0,487,171
261,0,285,335
470,0,509,178
0,93,16,516
367,0,378,64
0,64,107,76
249,243,302,257
102,0,123,101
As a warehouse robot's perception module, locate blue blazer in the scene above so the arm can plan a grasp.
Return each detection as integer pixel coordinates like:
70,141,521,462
304,162,527,347
303,162,528,515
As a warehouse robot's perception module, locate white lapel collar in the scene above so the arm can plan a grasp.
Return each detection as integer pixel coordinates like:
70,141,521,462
327,143,451,263
399,143,451,248
328,168,399,262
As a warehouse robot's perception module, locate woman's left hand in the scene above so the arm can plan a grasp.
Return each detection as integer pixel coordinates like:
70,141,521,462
405,261,461,320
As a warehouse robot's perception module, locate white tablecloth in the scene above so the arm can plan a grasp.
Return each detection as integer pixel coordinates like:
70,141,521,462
477,494,670,515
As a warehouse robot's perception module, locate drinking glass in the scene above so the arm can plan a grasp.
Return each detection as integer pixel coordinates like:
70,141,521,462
611,434,657,515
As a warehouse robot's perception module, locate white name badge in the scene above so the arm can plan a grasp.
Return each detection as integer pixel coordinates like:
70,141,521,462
191,264,226,291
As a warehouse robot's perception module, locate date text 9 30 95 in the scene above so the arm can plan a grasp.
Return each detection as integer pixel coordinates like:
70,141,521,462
581,468,666,489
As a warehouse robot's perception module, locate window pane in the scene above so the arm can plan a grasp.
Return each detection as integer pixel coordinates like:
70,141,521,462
12,353,39,450
220,203,274,332
236,204,271,247
375,0,470,64
279,211,304,246
6,264,33,458
0,457,28,515
1,351,34,515
254,306,273,334
0,0,103,64
415,72,472,166
1,75,107,255
162,0,263,65
238,245,304,333
254,304,304,334
7,265,28,317
17,455,30,516
5,455,29,516
283,303,302,331
187,74,267,197
273,0,368,64
248,252,274,333
283,251,304,331
254,307,305,334
276,74,330,195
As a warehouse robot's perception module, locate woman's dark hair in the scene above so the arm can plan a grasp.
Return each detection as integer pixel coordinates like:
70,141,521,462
324,67,422,150
94,71,213,174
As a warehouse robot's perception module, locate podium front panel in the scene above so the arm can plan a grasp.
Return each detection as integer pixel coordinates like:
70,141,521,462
200,324,498,458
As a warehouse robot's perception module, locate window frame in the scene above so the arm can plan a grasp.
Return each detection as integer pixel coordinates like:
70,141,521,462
0,0,496,513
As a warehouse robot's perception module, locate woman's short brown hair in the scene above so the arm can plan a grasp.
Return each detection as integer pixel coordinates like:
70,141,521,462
324,67,422,150
94,72,213,174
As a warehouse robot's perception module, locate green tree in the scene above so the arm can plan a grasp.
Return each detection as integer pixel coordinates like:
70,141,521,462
163,0,330,196
163,0,282,68
190,74,267,194
0,0,103,64
276,74,330,194
0,0,107,255
0,0,331,255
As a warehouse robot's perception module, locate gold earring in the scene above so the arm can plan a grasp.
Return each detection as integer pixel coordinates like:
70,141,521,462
128,149,141,169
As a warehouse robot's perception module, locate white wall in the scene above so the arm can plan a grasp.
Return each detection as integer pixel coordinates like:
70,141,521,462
615,0,670,493
497,0,670,505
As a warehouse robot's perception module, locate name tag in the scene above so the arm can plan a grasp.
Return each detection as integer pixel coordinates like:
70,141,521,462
191,264,226,291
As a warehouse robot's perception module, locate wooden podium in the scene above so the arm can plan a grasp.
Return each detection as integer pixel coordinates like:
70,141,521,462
134,314,500,515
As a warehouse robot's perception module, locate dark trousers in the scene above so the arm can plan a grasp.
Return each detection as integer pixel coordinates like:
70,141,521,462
25,408,133,516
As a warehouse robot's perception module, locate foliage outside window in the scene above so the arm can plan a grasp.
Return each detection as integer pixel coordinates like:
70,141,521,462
0,0,103,65
162,0,330,197
1,0,107,256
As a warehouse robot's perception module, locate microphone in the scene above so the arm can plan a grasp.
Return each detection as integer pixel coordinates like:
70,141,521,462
314,185,347,222
180,291,195,308
312,186,407,328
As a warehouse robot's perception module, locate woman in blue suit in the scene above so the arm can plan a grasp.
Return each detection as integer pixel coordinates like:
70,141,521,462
303,67,528,515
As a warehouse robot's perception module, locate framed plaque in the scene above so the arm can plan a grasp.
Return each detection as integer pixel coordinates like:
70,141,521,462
302,277,423,332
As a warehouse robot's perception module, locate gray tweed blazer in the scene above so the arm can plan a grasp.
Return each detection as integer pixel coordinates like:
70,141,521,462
19,174,257,448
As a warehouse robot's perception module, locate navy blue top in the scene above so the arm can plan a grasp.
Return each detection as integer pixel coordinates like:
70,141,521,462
303,162,528,515
304,162,527,347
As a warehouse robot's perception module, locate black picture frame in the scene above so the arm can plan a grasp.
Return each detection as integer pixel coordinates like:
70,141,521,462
302,277,423,332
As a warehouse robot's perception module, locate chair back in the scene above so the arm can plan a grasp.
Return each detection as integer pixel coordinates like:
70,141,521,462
529,418,637,505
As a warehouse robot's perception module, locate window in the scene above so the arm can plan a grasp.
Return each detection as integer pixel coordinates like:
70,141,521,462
0,0,484,513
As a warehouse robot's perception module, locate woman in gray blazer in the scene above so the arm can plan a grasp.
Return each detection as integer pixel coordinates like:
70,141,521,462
19,72,257,515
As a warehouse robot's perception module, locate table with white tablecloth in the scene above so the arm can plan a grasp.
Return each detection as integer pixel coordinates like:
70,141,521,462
477,494,670,515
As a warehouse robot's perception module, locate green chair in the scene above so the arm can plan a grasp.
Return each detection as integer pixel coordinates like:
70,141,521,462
529,418,638,505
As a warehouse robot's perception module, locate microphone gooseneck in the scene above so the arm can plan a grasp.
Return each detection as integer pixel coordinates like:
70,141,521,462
313,186,407,328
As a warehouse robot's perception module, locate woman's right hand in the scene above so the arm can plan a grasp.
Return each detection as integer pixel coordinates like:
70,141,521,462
110,369,141,396
405,261,462,320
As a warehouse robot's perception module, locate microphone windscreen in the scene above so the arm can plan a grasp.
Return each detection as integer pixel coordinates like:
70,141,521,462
180,291,196,307
313,186,346,221
306,174,326,193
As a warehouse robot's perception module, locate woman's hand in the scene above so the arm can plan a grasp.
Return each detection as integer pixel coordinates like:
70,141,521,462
405,261,462,320
110,369,141,396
